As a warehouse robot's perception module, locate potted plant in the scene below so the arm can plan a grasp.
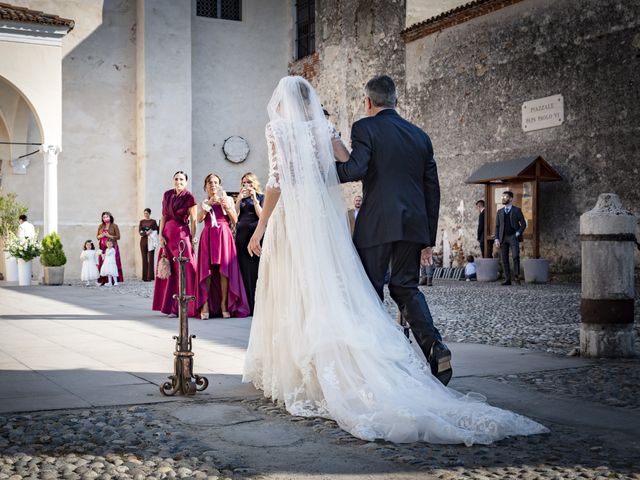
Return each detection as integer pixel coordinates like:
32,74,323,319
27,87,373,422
41,232,67,285
0,193,28,282
7,231,42,286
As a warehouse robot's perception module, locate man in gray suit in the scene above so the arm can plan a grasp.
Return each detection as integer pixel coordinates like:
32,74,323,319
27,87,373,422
494,191,527,285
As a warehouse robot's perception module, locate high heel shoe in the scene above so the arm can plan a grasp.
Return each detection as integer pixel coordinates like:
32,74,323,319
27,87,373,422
200,306,209,320
221,304,230,319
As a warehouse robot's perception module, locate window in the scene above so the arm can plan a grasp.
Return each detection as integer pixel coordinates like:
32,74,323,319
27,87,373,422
295,0,315,60
196,0,241,21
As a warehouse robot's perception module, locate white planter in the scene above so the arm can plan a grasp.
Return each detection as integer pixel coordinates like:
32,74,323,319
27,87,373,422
17,259,32,286
523,258,550,284
475,258,500,282
3,251,18,282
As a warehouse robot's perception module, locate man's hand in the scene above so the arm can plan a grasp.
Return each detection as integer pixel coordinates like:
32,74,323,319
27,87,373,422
420,247,433,267
494,239,500,248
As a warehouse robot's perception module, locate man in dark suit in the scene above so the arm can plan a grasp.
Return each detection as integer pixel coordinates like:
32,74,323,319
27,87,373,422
494,191,527,285
476,199,485,257
332,75,451,385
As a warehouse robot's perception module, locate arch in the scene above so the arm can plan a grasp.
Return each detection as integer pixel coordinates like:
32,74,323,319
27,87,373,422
0,74,45,145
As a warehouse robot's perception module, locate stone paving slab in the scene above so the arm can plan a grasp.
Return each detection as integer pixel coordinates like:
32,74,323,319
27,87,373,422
0,283,597,416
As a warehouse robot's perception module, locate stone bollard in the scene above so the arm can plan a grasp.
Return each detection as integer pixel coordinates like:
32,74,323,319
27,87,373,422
579,193,637,357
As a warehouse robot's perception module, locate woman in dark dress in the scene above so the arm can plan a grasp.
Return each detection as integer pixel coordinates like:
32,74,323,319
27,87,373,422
152,171,198,317
234,172,265,314
138,208,159,281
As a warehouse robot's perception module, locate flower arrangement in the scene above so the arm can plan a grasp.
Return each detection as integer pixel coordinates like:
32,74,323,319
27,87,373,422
7,231,42,262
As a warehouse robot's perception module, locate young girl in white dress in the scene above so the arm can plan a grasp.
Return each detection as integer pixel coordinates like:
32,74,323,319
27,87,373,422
80,240,100,286
99,239,119,286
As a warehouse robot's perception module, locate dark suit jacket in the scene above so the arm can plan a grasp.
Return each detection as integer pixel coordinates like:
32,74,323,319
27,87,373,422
335,109,440,249
495,205,527,243
477,209,485,243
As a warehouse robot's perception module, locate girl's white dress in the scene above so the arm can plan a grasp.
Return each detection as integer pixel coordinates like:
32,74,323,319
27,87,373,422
99,248,118,277
80,250,99,281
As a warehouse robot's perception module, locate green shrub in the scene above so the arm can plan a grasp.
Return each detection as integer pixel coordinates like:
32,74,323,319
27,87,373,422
0,193,28,241
41,232,67,267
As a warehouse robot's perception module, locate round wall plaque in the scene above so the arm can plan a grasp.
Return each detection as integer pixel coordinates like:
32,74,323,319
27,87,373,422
222,136,250,163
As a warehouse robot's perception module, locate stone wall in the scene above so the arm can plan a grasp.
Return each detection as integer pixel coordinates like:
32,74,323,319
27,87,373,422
403,0,640,273
191,0,291,200
289,0,407,207
3,0,138,281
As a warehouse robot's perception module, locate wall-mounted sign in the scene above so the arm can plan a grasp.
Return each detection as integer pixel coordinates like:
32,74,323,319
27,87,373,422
522,94,564,132
222,136,250,163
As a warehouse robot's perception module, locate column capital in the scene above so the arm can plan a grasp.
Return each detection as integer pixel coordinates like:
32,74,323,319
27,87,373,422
40,144,62,155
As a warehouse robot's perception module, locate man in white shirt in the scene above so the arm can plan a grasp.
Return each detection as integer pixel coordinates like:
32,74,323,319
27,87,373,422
17,215,35,240
347,195,362,236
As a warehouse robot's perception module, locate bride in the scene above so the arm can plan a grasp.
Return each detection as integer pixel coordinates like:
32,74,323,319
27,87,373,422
243,75,548,445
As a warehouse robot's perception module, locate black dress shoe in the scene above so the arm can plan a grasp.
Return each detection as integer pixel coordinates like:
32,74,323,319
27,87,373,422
501,280,512,285
428,341,453,386
418,276,428,286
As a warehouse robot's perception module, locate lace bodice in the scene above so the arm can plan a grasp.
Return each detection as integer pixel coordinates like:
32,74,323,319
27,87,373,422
264,120,340,191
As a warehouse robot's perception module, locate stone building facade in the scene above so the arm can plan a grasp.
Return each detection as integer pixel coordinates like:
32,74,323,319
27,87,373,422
1,0,638,280
298,0,640,275
1,0,290,280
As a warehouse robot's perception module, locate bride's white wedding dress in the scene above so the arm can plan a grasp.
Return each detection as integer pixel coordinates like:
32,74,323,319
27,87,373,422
243,76,548,445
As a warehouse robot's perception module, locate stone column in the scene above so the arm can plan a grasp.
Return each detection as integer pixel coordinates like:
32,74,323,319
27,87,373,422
42,145,61,235
580,193,637,357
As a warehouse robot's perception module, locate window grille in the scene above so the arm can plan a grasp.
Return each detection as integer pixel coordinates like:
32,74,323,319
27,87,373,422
196,0,241,21
295,0,315,59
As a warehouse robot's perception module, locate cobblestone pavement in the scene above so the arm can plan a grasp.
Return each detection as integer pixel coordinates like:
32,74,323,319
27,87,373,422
0,406,236,480
242,397,640,480
1,397,638,480
501,358,640,411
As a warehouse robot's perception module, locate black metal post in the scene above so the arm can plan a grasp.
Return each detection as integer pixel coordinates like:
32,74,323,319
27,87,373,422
160,240,209,396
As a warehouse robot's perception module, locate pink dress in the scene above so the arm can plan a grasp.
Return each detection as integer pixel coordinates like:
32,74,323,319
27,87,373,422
152,189,197,317
196,204,250,318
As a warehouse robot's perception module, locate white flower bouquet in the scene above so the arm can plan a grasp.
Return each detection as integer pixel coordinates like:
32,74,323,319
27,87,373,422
7,231,42,261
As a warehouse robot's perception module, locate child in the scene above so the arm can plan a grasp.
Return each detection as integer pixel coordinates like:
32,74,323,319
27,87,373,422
99,239,119,286
465,254,477,281
80,240,100,286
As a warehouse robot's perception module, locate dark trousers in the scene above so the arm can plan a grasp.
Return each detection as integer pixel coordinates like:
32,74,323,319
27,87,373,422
479,239,485,258
140,240,155,281
500,234,520,280
357,241,442,356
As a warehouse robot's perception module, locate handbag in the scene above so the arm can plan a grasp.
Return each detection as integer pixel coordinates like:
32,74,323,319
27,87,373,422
156,248,171,279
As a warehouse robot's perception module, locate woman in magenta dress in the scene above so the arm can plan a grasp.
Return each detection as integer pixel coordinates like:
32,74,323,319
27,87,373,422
152,171,198,317
96,212,124,285
196,173,249,319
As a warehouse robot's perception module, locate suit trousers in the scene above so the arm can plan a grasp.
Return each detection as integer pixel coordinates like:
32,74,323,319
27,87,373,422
357,241,442,355
140,239,155,282
500,234,520,280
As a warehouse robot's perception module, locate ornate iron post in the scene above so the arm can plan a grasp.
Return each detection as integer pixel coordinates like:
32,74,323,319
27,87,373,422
160,240,209,396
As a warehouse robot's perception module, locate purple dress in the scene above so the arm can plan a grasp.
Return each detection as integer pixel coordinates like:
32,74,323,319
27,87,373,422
196,204,249,318
152,189,197,317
